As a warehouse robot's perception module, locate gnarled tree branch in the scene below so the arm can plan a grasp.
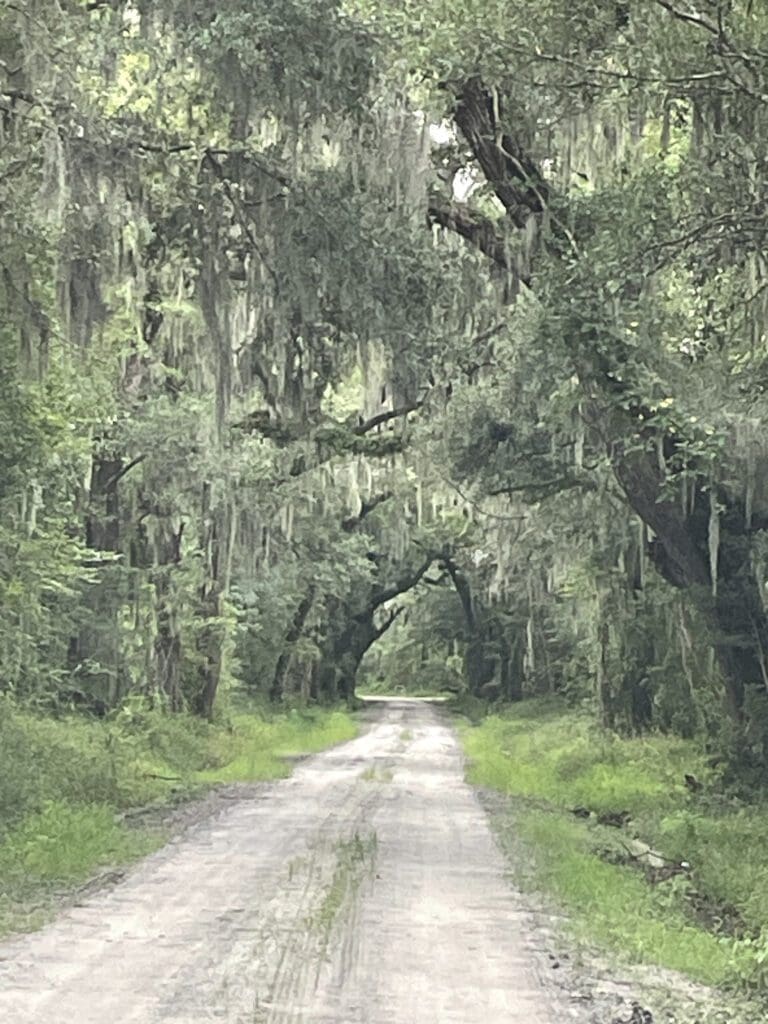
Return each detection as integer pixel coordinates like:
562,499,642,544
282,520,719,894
354,402,422,435
427,197,520,277
454,77,548,227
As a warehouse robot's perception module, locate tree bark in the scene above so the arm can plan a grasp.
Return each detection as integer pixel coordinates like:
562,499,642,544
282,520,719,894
314,558,430,702
316,610,386,705
270,586,316,702
443,557,495,695
193,483,231,720
613,444,768,723
70,454,125,709
150,521,184,712
500,631,524,702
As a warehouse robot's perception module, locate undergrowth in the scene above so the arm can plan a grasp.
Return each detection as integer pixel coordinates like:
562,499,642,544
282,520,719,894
0,698,356,937
459,700,768,993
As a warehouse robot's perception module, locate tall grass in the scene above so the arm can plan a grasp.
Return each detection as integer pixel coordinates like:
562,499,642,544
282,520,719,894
197,708,357,783
460,701,768,991
0,699,357,936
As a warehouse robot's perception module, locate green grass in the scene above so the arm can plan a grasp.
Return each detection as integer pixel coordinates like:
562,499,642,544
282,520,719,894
512,812,732,984
311,831,378,948
0,802,158,891
359,765,393,782
0,699,357,936
196,708,357,783
462,700,708,816
459,700,768,992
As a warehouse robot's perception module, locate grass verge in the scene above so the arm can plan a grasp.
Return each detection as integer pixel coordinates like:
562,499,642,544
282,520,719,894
0,699,357,937
458,699,768,994
196,707,357,784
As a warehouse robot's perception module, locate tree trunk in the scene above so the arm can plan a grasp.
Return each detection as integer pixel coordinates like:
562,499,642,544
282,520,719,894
70,455,125,709
596,616,615,730
195,591,224,721
500,631,524,702
316,606,406,704
151,521,184,711
446,74,768,735
313,557,431,703
193,484,230,720
318,613,377,705
270,585,316,702
614,445,768,724
444,558,495,695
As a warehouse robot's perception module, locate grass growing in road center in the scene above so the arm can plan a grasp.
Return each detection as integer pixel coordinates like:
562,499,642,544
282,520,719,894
459,700,768,991
311,831,378,951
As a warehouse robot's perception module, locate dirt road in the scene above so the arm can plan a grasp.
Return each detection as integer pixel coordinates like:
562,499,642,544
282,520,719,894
0,699,574,1023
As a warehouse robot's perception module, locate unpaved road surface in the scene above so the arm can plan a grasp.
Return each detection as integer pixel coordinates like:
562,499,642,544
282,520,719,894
0,699,574,1023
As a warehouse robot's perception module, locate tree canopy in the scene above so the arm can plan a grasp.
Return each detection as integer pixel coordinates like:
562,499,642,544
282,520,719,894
3,0,768,771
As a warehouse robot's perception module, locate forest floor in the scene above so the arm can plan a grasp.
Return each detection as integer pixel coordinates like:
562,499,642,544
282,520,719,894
0,699,754,1023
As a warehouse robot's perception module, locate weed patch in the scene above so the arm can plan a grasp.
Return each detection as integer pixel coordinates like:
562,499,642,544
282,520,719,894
0,700,357,937
0,802,158,891
311,831,378,950
197,708,357,784
359,765,393,783
459,700,768,993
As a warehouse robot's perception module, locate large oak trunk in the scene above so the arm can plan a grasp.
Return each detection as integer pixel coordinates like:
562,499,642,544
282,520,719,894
614,446,768,724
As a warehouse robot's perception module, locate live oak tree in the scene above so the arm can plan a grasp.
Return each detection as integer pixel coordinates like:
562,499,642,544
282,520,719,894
4,0,768,773
0,0,463,714
373,0,768,764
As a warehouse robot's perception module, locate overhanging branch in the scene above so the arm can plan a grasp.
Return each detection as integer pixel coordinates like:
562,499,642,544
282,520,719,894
440,555,476,631
373,604,405,641
370,556,433,610
341,492,394,532
354,402,422,435
104,455,146,490
654,0,719,36
428,197,524,279
488,477,597,496
454,77,548,227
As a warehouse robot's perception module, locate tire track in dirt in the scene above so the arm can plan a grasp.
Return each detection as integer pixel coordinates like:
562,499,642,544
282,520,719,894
0,700,575,1023
261,792,380,1023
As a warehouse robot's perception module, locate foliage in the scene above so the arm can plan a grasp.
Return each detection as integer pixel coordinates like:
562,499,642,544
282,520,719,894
461,700,768,991
0,699,356,935
197,707,357,782
0,802,157,892
0,0,469,718
4,0,767,746
513,811,732,985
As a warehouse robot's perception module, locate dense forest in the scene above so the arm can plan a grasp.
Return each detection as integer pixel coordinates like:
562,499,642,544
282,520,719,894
3,0,768,775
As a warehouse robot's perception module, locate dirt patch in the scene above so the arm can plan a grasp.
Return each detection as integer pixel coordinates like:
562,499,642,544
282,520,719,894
117,781,270,836
0,783,275,942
